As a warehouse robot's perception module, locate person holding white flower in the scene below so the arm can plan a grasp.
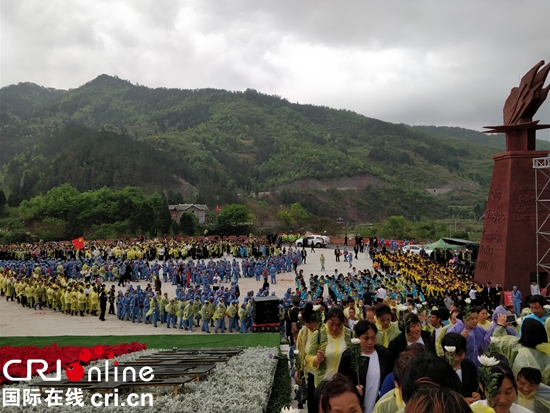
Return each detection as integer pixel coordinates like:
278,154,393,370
308,306,353,387
441,332,480,404
338,320,392,413
472,362,532,413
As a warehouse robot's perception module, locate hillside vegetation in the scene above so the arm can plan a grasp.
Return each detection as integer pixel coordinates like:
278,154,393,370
0,74,513,225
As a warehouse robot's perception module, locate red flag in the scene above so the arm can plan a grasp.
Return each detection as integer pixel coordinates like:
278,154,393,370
215,205,220,212
71,237,85,250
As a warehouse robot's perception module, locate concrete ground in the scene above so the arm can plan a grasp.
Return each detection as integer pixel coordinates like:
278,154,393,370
0,245,374,337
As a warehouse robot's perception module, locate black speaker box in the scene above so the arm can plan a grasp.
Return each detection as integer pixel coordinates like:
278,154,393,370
254,296,280,324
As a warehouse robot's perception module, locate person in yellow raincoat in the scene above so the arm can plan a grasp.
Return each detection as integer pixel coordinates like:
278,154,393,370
515,367,550,413
201,299,214,333
213,302,226,333
493,316,550,385
376,304,400,347
308,307,353,387
177,298,186,329
294,302,321,410
89,286,99,316
165,298,177,328
77,288,87,316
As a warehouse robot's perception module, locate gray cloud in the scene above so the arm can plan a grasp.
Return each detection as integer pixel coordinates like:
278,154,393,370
1,0,549,136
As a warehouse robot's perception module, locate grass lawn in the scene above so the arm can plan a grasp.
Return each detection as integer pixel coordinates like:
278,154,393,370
0,333,281,349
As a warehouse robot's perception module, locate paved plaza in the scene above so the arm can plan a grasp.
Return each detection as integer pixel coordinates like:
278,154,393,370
0,246,374,337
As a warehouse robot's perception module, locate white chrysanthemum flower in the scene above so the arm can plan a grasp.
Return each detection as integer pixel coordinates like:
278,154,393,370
294,384,300,391
465,298,472,304
422,301,428,306
544,304,550,310
313,305,321,311
293,349,299,355
281,407,300,413
444,346,456,353
351,338,361,345
478,354,500,367
397,305,408,312
490,336,499,344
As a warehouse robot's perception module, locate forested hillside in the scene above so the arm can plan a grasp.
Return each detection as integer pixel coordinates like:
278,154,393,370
0,74,503,223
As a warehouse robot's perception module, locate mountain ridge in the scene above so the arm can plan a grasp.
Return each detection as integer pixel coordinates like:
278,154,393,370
0,74,513,222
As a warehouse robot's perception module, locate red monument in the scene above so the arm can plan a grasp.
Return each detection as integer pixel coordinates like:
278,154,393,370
476,60,550,298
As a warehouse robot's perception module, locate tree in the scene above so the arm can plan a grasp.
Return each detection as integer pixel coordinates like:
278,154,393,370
179,211,199,236
215,204,253,233
382,216,408,239
277,208,294,228
0,189,6,209
148,193,172,235
43,184,80,220
290,203,308,226
128,202,155,234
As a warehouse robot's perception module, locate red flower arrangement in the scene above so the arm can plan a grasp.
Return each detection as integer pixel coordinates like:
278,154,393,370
0,342,146,386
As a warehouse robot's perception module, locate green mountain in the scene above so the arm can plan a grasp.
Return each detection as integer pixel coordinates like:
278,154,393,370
412,124,550,151
0,75,506,222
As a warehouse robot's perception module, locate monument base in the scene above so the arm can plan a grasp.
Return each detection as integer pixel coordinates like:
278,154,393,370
475,150,550,298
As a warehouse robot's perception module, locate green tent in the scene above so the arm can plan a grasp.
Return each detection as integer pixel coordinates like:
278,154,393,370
424,238,460,250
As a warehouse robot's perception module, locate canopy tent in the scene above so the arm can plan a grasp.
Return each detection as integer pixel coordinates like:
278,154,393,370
424,238,460,250
441,237,480,250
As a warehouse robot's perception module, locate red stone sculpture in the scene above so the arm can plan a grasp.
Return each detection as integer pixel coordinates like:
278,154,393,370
475,60,550,302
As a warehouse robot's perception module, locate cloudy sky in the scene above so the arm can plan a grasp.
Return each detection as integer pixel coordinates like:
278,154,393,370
2,0,550,134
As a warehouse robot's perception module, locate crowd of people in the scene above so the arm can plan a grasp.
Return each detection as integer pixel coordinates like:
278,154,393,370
0,236,312,334
291,294,550,412
288,247,550,413
3,235,550,412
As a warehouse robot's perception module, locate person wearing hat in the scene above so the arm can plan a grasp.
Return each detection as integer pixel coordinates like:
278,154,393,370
77,287,87,317
269,263,277,285
129,292,138,322
132,292,143,323
143,293,151,324
149,295,160,327
192,296,202,328
239,303,249,334
177,298,187,329
159,292,169,323
284,288,292,301
246,298,254,333
513,286,522,316
201,298,214,333
165,298,176,328
214,301,226,333
183,298,194,332
227,300,239,333
116,291,124,319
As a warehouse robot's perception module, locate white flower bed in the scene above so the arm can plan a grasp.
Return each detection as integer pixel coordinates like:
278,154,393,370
1,347,278,413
